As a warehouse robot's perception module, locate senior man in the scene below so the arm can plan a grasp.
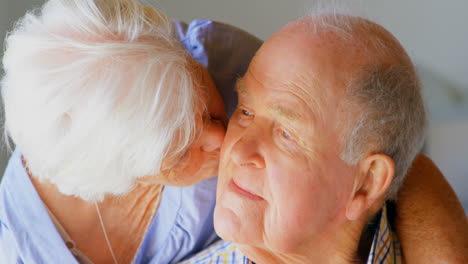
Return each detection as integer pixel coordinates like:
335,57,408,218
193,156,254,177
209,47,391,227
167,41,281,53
181,13,466,264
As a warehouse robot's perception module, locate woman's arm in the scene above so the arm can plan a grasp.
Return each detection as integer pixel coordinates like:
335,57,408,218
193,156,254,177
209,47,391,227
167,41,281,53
396,153,468,263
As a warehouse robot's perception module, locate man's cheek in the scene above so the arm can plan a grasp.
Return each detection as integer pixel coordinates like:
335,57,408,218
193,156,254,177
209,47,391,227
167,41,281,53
219,129,239,166
263,204,313,253
269,164,313,196
268,163,291,187
217,169,231,200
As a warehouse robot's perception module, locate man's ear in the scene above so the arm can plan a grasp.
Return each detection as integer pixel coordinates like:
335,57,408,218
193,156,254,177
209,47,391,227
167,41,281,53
346,154,394,221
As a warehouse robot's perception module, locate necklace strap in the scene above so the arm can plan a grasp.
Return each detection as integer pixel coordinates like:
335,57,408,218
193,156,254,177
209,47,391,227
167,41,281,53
95,202,119,264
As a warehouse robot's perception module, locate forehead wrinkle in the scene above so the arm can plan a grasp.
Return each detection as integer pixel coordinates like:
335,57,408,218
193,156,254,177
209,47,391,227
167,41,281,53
269,84,325,157
275,73,325,126
237,75,304,125
269,105,301,123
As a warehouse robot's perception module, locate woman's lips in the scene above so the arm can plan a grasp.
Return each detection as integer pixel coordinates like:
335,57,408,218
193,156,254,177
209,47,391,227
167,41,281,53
228,179,264,201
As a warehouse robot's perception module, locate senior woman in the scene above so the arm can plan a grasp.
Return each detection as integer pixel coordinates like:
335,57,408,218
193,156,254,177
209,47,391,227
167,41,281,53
0,0,235,263
1,1,467,264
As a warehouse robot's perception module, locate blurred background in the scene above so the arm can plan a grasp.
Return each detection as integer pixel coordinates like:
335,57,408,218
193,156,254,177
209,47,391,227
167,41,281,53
1,0,467,212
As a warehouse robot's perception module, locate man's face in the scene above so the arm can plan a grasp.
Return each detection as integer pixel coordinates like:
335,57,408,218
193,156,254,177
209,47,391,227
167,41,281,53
214,26,359,253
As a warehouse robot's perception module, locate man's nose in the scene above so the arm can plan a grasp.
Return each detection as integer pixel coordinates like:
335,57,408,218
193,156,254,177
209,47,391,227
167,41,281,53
230,125,265,169
200,119,226,152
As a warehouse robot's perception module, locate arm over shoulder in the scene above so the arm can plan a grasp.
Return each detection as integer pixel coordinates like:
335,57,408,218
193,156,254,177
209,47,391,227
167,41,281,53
396,153,468,263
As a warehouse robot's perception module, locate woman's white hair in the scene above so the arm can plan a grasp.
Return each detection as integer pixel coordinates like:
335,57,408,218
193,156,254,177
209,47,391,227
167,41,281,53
1,0,201,200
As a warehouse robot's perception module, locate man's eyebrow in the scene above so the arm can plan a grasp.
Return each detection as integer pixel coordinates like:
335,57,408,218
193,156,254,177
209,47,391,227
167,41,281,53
235,77,248,97
270,105,302,122
235,77,303,122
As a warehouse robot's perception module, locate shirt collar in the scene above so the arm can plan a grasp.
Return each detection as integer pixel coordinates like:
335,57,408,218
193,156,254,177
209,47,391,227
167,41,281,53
366,203,402,264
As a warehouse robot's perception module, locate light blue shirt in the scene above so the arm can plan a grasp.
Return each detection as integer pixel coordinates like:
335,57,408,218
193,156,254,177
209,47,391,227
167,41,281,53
0,20,262,264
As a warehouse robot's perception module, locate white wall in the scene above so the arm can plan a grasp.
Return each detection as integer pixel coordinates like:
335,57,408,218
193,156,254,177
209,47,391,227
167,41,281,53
427,121,468,204
1,0,467,210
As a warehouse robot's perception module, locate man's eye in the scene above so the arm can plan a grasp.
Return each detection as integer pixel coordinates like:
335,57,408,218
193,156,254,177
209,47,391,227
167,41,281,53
282,130,292,140
241,109,253,116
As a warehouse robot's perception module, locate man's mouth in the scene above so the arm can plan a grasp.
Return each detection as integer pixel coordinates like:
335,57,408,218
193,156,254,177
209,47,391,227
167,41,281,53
228,178,264,201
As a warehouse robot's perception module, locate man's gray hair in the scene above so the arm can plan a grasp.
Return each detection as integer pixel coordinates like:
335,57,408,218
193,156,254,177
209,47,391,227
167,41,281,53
305,10,426,200
343,65,426,200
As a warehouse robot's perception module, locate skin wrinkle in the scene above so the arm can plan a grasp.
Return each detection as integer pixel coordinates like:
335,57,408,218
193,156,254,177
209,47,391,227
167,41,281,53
270,84,335,160
258,87,310,155
237,68,327,156
270,105,301,123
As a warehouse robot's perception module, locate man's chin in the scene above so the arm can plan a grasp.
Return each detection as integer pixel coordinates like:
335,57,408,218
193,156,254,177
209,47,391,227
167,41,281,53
213,205,241,242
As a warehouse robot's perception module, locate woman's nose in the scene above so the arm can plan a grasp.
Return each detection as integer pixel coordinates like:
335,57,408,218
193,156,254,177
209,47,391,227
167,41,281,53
200,119,226,152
